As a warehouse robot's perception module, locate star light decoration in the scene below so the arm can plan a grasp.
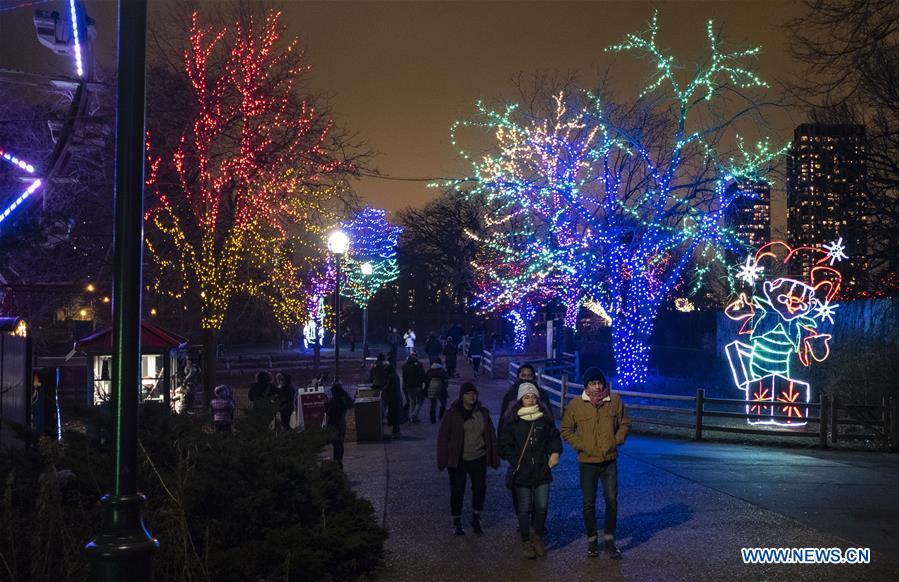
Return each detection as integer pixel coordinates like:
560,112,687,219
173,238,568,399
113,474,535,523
449,11,783,388
736,255,765,286
822,237,848,266
144,11,349,334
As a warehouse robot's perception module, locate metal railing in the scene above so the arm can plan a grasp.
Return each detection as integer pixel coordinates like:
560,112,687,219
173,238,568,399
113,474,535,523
508,360,898,450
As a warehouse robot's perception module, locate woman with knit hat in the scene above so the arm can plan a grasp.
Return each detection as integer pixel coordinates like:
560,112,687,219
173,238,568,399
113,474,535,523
436,382,500,535
560,367,630,559
500,382,562,559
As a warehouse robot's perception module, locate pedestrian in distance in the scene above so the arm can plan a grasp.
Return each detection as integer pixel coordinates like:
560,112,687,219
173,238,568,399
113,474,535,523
275,372,296,430
325,382,354,468
468,333,485,375
385,363,405,437
426,357,449,423
500,382,562,559
443,338,459,378
210,384,235,433
402,351,427,423
425,333,443,367
403,327,416,357
387,327,401,368
248,370,277,407
437,382,500,535
560,367,631,559
369,353,390,389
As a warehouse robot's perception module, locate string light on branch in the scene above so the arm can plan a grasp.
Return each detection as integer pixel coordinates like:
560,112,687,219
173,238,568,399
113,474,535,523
451,11,781,389
144,10,350,334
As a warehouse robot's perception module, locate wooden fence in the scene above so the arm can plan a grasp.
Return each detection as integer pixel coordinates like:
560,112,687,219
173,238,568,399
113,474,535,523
508,361,898,450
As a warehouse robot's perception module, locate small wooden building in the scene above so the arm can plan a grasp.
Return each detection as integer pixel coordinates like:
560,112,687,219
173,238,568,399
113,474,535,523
72,321,187,407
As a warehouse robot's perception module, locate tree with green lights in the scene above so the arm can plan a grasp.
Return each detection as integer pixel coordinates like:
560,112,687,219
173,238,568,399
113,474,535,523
453,12,786,388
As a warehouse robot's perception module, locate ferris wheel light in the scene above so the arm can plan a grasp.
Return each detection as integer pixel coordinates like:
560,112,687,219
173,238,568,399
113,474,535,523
68,0,84,77
0,180,43,224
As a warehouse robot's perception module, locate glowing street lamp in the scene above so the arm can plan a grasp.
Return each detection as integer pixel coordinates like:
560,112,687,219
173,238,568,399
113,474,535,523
327,230,350,382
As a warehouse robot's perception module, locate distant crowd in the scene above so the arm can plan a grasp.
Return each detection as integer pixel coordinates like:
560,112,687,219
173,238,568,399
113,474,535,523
192,324,631,561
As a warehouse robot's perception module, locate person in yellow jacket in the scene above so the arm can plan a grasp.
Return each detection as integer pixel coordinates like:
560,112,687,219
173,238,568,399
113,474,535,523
560,367,630,559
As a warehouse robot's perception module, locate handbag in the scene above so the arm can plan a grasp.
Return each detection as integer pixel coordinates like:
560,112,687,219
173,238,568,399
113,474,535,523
505,420,536,489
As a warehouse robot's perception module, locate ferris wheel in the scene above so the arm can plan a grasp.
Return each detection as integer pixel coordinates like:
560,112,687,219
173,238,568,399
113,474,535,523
0,0,97,231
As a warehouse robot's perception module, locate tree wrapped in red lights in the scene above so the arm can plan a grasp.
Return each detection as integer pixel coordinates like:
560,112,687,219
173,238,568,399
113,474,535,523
145,10,354,396
455,13,784,388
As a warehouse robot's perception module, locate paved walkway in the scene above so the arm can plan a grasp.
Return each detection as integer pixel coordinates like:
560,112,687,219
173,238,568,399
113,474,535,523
342,360,899,581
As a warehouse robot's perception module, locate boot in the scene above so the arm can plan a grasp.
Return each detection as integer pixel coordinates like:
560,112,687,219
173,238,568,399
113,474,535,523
471,513,483,535
522,540,537,559
587,537,599,558
452,517,465,536
604,539,622,559
530,533,546,557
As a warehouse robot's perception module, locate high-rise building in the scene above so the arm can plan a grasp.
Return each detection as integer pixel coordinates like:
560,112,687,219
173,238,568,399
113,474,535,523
726,180,771,250
787,123,868,294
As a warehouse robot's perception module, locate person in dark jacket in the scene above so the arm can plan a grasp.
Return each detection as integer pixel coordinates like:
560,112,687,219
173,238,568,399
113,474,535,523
384,364,405,437
425,334,443,367
275,372,296,430
325,382,354,468
369,353,389,389
425,358,449,423
248,371,276,406
437,383,500,535
468,334,485,374
210,384,235,433
402,352,427,423
500,383,563,559
499,366,554,429
387,327,401,368
443,339,459,378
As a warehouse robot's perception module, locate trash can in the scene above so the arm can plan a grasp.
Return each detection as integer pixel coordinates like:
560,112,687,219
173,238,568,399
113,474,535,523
354,388,384,443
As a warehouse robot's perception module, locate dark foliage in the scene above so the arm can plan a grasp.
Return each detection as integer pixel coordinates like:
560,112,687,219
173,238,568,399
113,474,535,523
0,404,385,581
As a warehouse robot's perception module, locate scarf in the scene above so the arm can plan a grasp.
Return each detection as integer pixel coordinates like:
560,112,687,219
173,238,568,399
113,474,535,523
517,404,544,422
582,387,611,406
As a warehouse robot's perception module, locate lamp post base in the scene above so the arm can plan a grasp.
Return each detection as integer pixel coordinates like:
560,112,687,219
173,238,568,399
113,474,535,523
85,494,158,582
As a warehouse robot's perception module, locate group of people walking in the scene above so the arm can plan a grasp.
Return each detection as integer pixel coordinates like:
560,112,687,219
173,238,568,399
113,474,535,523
435,364,631,560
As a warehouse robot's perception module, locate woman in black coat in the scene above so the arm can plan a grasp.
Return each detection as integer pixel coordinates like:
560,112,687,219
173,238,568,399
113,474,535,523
500,382,562,559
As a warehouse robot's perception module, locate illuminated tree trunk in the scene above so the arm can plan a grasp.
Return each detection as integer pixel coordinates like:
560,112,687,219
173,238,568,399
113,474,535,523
201,325,218,407
611,307,655,390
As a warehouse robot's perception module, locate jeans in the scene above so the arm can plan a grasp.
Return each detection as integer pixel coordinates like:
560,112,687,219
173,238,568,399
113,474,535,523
514,483,549,541
429,396,447,423
448,456,487,517
471,356,482,372
579,460,618,538
406,390,424,419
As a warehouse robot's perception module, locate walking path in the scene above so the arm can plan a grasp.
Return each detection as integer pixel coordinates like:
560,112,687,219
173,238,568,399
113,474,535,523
342,359,899,581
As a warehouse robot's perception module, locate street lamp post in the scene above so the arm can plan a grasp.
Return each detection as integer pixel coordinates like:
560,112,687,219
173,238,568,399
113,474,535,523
85,0,158,579
360,261,372,363
327,230,349,383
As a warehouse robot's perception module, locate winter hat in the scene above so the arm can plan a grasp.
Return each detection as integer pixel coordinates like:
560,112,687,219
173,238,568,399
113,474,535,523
517,382,539,401
459,382,479,396
581,367,607,388
214,384,231,398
